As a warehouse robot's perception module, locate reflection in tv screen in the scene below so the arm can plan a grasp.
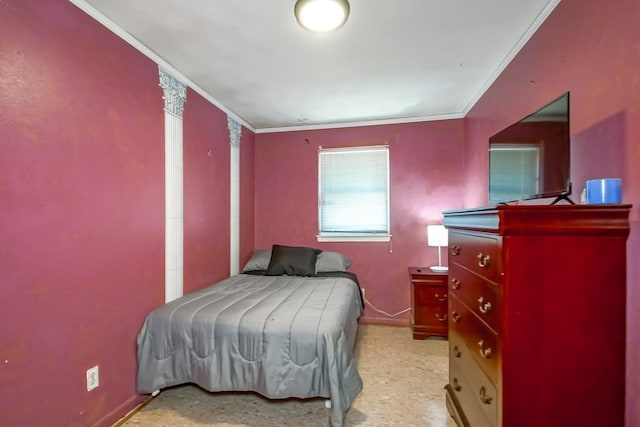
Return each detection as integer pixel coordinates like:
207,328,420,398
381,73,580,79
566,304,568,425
488,92,571,204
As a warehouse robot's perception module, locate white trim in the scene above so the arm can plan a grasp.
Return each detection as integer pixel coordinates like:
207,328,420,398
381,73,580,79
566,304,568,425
318,144,388,153
316,234,392,243
255,112,464,134
68,0,254,132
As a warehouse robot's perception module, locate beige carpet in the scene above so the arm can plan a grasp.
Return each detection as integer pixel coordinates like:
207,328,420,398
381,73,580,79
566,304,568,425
120,324,456,427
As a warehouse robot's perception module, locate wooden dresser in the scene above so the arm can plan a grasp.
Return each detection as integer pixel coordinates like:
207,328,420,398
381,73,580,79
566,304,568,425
408,267,448,339
442,204,631,427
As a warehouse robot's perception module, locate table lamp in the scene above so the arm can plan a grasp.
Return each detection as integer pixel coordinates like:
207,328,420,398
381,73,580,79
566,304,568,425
427,225,448,272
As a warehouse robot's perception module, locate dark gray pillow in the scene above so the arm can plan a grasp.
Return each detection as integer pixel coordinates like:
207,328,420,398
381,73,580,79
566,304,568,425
316,251,352,272
265,244,321,277
241,249,272,273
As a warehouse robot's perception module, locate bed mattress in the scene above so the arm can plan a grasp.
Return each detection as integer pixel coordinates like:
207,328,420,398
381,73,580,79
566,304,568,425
136,272,364,426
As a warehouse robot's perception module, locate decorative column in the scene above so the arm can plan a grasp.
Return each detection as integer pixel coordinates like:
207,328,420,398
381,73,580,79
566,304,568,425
159,66,187,303
228,116,241,275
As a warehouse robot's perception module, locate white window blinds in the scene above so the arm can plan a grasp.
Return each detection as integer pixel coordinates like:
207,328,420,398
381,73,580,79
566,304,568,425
318,146,390,239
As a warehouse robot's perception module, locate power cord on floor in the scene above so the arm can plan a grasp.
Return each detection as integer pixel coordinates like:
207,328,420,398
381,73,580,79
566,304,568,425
363,296,411,318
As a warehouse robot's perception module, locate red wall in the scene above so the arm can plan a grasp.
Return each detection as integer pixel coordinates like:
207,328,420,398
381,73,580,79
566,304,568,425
255,121,465,323
240,129,256,266
0,1,253,425
183,90,231,293
463,0,640,425
183,90,256,293
4,0,638,425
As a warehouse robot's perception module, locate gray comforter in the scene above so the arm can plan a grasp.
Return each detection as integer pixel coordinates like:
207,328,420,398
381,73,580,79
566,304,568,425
137,273,364,426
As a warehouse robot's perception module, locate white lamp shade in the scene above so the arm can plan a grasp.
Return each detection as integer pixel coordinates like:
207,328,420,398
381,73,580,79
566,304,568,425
294,0,350,32
427,225,448,247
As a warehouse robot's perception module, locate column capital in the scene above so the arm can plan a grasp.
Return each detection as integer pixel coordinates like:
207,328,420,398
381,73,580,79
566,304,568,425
228,116,242,148
159,66,187,118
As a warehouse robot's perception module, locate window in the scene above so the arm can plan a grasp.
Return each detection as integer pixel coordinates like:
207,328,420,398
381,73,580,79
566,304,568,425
489,144,541,203
318,146,390,242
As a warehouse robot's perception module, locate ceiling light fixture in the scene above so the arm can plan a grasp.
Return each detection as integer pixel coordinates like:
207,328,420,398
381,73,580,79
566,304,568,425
294,0,350,33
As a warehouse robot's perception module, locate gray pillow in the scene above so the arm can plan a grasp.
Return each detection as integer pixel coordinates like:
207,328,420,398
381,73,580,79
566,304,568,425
265,245,321,277
316,251,352,272
241,249,272,272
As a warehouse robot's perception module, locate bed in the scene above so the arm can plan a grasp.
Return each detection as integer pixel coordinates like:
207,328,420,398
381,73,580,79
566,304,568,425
136,245,364,426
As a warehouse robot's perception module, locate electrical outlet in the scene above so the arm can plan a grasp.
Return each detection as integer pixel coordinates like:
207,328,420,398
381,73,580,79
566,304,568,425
86,366,99,391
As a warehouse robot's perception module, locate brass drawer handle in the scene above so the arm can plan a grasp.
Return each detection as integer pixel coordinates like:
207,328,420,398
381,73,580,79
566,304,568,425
479,386,493,405
477,253,490,268
451,278,461,290
477,340,492,359
478,297,492,314
452,345,462,358
451,245,460,256
435,293,447,302
453,377,462,392
435,313,448,322
451,311,462,323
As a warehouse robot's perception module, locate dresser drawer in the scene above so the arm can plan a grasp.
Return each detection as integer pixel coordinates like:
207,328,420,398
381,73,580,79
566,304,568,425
449,232,501,283
450,294,499,384
449,357,497,427
449,266,500,333
449,329,471,371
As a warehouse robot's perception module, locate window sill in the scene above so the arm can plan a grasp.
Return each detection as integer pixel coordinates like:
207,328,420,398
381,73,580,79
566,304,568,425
316,234,392,243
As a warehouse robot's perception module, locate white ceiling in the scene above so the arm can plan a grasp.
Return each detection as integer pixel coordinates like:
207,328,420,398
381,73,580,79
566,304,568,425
73,0,559,132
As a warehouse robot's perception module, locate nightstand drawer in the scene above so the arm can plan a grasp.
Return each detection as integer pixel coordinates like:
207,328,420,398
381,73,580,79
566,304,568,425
415,284,448,306
449,232,501,284
414,302,448,327
409,267,448,284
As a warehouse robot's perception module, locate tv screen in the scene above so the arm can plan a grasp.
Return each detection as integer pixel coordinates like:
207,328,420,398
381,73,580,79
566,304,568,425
488,92,571,204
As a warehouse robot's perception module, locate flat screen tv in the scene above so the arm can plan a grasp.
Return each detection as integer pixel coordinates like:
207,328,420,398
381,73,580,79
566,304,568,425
488,92,571,204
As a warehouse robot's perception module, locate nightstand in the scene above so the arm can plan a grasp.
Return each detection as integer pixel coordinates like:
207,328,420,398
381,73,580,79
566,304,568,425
408,267,448,339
